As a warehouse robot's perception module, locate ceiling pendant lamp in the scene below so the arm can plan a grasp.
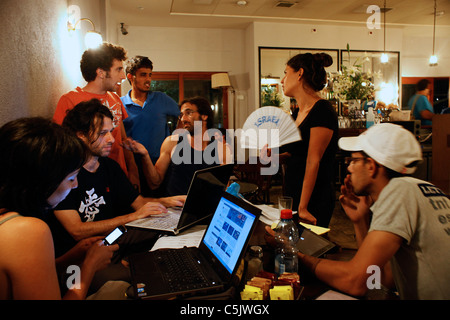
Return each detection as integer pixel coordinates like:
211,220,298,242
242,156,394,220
429,0,438,66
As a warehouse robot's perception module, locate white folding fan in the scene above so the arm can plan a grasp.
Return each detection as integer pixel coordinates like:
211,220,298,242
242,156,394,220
240,106,301,149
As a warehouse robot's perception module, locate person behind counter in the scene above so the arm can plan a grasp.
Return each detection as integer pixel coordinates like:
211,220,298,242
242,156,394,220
407,79,434,126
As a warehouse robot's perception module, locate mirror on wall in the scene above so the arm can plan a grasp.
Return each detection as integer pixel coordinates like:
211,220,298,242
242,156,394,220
259,47,339,112
259,47,401,116
340,50,400,108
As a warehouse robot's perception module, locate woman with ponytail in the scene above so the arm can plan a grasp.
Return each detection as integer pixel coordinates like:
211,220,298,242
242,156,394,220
272,53,338,226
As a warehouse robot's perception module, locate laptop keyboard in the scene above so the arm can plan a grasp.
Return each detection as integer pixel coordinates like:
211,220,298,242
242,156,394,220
156,249,211,292
151,211,180,229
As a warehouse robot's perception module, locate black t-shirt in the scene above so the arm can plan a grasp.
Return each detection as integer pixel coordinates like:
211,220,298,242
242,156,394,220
281,99,338,225
56,157,139,221
50,158,139,256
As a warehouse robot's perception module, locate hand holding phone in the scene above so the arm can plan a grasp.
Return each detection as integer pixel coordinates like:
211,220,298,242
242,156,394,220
103,226,126,246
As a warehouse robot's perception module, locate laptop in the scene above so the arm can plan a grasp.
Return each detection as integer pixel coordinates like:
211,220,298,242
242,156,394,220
128,191,262,299
296,224,336,257
126,164,234,235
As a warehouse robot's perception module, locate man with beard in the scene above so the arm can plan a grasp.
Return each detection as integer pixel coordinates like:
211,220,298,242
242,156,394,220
121,56,180,196
266,123,450,300
123,96,231,196
52,99,185,260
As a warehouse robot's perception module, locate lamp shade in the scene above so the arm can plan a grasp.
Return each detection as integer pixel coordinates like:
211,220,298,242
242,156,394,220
85,31,103,49
211,73,231,88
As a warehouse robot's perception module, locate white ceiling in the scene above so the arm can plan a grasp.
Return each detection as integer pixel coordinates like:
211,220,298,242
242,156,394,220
109,0,450,29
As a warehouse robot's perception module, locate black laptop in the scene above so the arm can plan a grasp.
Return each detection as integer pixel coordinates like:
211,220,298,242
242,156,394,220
126,164,234,235
128,192,262,299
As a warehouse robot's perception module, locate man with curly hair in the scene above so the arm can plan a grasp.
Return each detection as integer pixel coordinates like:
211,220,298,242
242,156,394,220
53,42,139,188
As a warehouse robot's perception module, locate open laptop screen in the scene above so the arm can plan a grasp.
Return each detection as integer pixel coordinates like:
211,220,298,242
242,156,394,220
177,164,234,230
202,194,257,274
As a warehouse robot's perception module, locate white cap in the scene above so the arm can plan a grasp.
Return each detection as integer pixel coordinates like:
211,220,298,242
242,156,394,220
338,123,423,174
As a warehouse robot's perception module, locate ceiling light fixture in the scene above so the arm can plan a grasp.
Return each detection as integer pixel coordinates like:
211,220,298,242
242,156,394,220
236,0,248,6
67,18,102,49
380,0,389,64
429,0,438,66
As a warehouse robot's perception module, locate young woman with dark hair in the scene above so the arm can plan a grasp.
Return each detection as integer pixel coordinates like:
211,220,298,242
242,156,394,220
0,117,117,300
264,53,339,226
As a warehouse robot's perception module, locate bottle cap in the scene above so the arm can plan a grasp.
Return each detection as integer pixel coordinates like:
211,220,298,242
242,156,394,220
249,245,263,257
280,209,293,219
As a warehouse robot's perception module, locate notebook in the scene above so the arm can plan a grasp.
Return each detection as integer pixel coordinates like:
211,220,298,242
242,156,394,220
128,191,262,299
126,164,234,235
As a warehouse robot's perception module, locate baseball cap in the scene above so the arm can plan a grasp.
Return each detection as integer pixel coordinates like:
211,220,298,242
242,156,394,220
338,123,422,174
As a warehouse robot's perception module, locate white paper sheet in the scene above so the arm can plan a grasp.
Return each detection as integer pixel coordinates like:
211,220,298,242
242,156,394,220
150,225,207,251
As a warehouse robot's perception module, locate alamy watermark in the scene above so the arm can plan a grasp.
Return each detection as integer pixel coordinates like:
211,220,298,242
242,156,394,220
366,265,381,290
366,5,381,30
66,265,81,290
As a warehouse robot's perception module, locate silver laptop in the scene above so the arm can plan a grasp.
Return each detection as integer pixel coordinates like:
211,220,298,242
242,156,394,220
125,164,234,234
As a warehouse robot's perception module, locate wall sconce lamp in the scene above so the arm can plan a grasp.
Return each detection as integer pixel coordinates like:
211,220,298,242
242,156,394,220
67,18,103,49
429,0,438,66
380,0,389,64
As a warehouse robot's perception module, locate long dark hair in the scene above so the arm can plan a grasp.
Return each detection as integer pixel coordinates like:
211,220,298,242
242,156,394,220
287,53,333,92
0,117,87,217
62,98,114,145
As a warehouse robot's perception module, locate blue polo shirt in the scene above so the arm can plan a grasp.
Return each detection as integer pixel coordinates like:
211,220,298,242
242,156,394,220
121,90,180,161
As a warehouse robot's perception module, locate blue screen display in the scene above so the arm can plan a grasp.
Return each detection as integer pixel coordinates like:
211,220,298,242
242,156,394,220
202,196,256,273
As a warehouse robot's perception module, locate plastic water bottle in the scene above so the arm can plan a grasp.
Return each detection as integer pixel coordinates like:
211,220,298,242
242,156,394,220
366,106,375,128
274,209,299,276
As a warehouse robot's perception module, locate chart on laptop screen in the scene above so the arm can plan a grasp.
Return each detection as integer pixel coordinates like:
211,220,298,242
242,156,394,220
203,196,256,273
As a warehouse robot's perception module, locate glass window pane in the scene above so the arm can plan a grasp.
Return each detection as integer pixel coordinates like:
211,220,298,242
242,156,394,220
151,80,179,103
184,79,224,129
150,80,179,133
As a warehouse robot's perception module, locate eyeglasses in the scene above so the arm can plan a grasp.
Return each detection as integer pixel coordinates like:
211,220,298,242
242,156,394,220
178,109,198,120
344,156,368,165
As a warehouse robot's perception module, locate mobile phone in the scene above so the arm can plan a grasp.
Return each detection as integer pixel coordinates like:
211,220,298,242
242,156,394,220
103,226,126,246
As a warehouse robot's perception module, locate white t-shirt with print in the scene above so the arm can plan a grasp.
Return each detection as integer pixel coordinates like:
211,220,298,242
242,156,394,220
369,177,450,300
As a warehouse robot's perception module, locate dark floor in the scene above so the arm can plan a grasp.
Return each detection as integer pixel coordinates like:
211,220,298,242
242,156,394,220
269,185,357,250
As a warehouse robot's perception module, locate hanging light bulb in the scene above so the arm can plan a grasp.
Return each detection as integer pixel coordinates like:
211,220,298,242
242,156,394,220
380,53,389,63
429,0,438,66
429,55,438,66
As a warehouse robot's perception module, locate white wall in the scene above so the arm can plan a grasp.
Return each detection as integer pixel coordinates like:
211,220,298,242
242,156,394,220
401,25,450,77
0,0,109,126
117,26,245,94
0,0,72,125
